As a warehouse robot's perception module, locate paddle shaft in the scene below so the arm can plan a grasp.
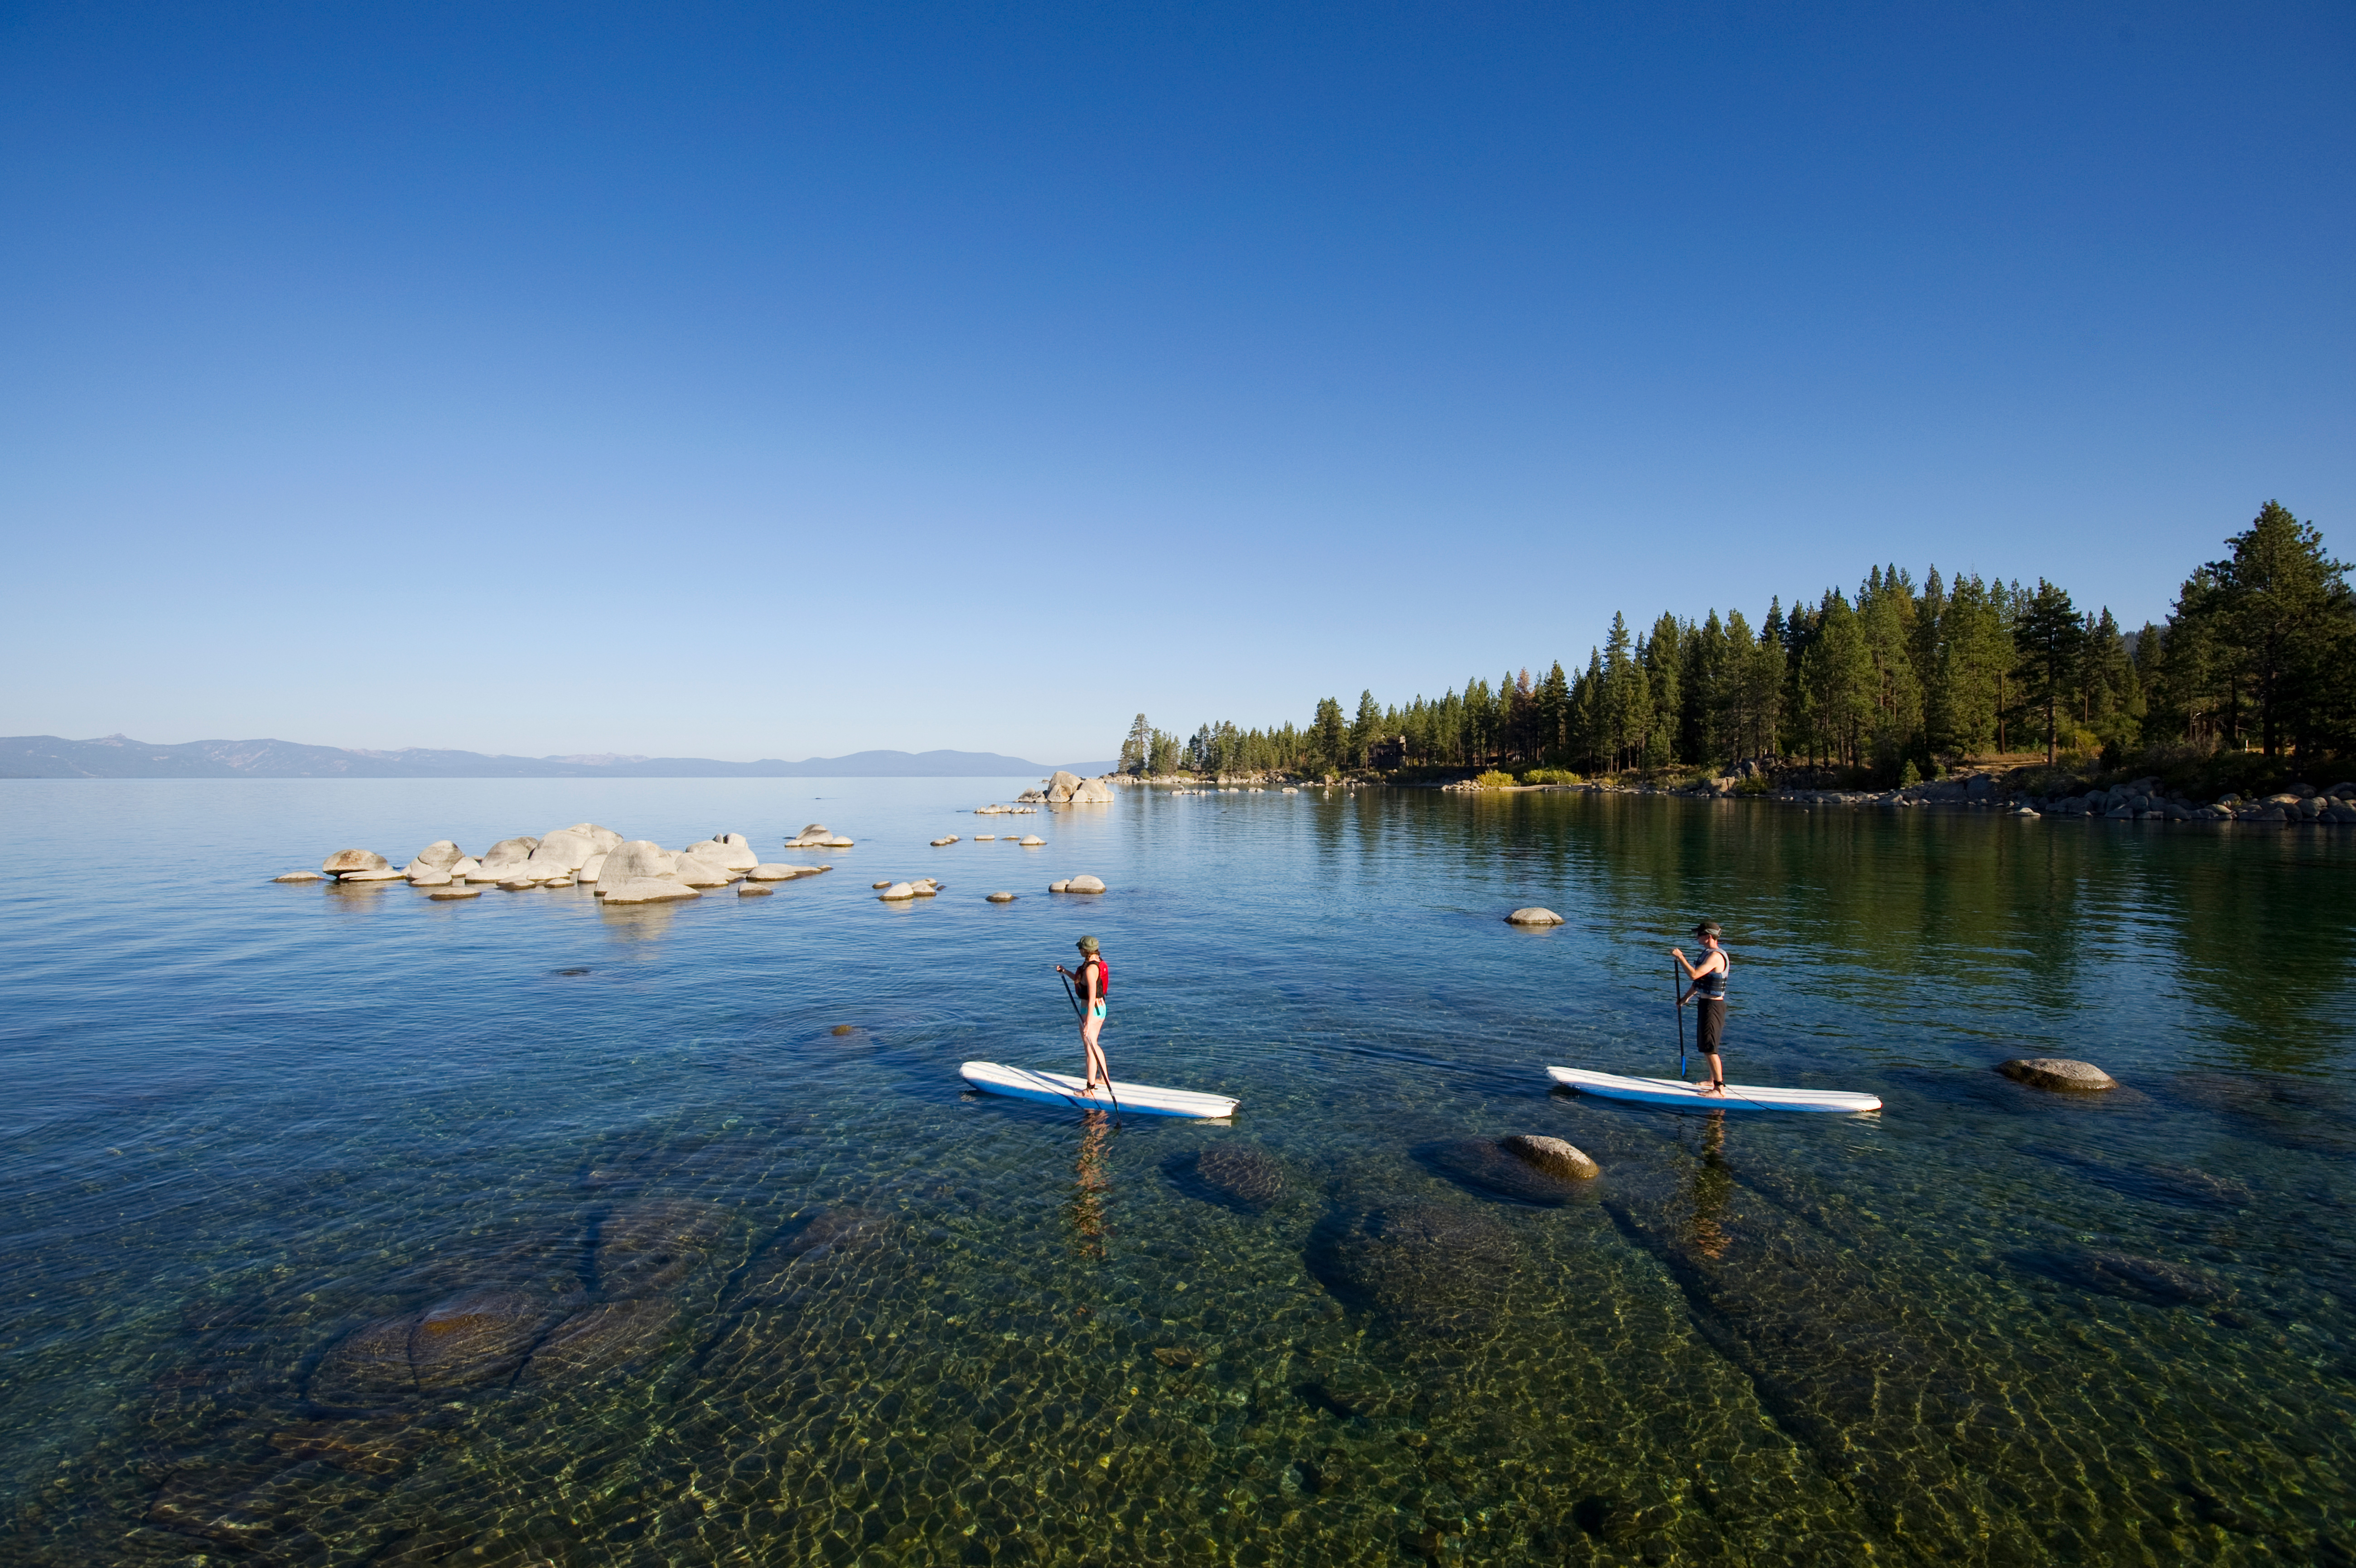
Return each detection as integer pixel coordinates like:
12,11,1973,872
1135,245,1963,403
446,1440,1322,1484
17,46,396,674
1058,969,1122,1124
1673,957,1687,1078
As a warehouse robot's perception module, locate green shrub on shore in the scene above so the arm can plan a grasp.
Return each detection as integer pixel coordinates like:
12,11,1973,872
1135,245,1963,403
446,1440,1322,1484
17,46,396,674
1520,767,1581,786
1473,770,1518,789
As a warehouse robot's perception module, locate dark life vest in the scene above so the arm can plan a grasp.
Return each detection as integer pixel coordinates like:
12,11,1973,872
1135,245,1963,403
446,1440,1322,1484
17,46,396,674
1076,955,1109,1001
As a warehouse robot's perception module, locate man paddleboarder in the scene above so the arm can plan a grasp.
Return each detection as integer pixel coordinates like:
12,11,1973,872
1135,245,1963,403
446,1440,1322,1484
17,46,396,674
1055,936,1112,1093
1671,920,1731,1095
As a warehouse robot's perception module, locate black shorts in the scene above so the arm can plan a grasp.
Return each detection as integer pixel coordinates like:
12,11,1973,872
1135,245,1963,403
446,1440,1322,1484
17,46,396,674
1695,999,1727,1052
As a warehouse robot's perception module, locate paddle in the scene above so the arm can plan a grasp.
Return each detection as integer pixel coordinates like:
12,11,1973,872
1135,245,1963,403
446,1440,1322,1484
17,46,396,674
1673,956,1687,1079
1059,969,1124,1125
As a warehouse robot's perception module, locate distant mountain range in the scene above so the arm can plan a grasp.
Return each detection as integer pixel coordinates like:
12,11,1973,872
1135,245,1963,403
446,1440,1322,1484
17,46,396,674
0,734,1117,781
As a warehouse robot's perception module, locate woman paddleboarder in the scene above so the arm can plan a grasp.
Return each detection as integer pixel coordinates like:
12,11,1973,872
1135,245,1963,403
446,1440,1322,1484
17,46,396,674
1671,920,1731,1095
1055,936,1112,1092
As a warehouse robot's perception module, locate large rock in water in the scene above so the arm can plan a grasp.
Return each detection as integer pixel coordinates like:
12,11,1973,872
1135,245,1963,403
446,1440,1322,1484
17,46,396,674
310,1288,559,1402
526,829,599,872
1071,777,1116,803
403,863,453,887
519,1298,678,1386
1999,1058,2118,1092
671,853,736,888
1506,907,1565,926
408,1288,558,1390
1501,1134,1600,1181
576,853,606,884
477,836,539,878
411,840,467,869
1418,1138,1587,1206
561,823,624,854
599,841,676,883
595,1199,730,1299
784,823,834,848
685,833,758,871
1043,771,1084,803
599,878,699,904
448,855,484,881
322,849,393,878
1307,1203,1520,1336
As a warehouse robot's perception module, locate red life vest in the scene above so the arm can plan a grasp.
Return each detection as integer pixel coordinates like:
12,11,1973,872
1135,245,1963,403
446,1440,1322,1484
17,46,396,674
1076,954,1109,1001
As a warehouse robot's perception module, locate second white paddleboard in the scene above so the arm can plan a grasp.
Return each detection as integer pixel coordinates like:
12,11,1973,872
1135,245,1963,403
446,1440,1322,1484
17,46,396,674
1547,1065,1882,1114
961,1061,1240,1119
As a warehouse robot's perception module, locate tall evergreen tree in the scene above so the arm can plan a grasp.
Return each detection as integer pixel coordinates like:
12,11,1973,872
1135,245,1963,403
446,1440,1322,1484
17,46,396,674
2013,580,2085,764
2200,500,2353,757
1120,714,1152,774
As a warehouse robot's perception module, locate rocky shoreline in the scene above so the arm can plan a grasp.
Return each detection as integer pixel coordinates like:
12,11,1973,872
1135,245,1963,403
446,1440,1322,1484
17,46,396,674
1561,769,2356,824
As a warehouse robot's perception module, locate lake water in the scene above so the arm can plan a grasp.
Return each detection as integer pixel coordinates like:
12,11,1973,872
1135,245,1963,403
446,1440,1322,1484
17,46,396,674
2,778,2352,1566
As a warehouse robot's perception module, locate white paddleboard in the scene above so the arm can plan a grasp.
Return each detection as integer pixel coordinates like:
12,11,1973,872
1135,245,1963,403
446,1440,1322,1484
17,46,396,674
1547,1065,1882,1114
960,1061,1240,1119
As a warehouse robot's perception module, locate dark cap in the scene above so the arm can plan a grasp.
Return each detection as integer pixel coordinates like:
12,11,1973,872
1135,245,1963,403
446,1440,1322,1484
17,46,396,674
1076,935,1099,953
1692,920,1722,937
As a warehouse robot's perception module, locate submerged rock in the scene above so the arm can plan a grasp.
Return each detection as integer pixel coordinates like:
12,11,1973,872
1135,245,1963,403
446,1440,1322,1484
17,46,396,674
309,1312,424,1402
1999,1058,2117,1092
2013,1247,2231,1306
1306,1202,1520,1335
273,870,327,882
429,886,484,900
739,883,773,896
1179,1144,1287,1213
596,1199,729,1299
409,1288,557,1390
745,864,801,881
520,1298,678,1385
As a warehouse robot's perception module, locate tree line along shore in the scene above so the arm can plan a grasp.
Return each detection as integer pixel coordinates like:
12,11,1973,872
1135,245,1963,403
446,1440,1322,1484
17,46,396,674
1115,501,2352,802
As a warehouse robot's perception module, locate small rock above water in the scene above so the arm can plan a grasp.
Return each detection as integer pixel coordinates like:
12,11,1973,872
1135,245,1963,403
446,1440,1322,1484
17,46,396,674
744,864,801,881
1999,1058,2118,1092
739,883,773,896
273,870,327,882
1506,907,1564,926
1419,1138,1588,1206
1065,874,1106,893
986,891,1016,902
599,878,699,905
322,849,399,880
1501,1134,1600,1181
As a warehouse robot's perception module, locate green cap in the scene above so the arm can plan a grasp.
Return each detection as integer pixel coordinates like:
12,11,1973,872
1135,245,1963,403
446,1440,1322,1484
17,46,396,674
1076,935,1099,953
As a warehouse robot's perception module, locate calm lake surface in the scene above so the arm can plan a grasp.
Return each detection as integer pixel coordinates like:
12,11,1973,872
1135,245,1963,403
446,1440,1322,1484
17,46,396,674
3,778,2352,1566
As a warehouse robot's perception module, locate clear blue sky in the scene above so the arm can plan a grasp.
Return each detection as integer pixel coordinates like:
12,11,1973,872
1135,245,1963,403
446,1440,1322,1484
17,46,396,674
3,3,2350,762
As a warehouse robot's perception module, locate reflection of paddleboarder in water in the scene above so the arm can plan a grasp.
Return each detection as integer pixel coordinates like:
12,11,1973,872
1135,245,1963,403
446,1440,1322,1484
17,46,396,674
1066,1110,1113,1259
1671,920,1731,1095
1687,1114,1732,1259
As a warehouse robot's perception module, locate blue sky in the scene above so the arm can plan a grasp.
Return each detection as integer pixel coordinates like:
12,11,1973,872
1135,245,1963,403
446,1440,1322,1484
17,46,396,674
3,3,2350,762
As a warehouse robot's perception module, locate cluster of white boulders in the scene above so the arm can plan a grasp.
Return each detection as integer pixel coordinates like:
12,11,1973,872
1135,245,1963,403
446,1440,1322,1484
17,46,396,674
1042,771,1118,805
1048,875,1107,894
785,822,857,848
287,824,832,905
973,804,1039,816
875,878,942,902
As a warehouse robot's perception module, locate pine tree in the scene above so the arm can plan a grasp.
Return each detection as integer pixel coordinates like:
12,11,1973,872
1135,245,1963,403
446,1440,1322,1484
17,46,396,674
1311,698,1347,775
2200,501,2353,757
2013,580,2085,764
1349,690,1381,769
1120,714,1152,775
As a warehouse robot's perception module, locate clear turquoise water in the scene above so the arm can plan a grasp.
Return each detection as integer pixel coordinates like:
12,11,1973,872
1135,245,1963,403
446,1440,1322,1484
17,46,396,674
1,778,2351,1566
